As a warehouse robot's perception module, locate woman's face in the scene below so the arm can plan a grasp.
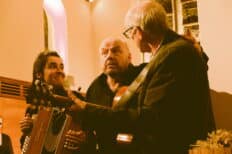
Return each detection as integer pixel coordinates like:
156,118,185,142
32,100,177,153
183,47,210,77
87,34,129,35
43,56,65,87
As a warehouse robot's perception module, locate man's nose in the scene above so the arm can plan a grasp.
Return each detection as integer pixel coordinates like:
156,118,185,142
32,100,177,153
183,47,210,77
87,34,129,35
106,50,114,59
56,66,64,73
56,68,65,78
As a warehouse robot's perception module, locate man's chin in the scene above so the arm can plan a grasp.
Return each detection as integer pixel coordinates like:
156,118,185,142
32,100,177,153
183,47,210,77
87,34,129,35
105,70,122,78
105,69,118,74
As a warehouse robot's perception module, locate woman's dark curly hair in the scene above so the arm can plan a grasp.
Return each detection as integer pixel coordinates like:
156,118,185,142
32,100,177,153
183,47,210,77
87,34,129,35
32,50,60,82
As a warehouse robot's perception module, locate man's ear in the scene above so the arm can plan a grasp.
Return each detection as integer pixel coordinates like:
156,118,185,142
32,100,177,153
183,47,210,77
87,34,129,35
135,27,143,40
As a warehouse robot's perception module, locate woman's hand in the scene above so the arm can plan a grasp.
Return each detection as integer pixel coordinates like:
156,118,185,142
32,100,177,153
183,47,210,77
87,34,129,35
64,130,87,150
183,29,202,52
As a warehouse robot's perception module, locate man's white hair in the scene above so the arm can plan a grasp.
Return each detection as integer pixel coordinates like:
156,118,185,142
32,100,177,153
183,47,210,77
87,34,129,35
124,0,168,38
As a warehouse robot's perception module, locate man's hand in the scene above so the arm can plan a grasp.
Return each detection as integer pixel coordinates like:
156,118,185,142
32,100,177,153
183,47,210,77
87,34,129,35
19,114,33,135
67,90,87,112
64,130,87,150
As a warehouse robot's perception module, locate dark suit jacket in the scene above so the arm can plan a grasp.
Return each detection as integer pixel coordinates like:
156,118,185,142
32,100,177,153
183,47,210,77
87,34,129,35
136,30,215,154
84,64,146,154
0,133,13,154
83,30,215,154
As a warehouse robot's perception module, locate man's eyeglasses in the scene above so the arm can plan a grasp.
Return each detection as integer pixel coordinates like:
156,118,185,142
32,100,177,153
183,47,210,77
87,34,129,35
122,26,134,39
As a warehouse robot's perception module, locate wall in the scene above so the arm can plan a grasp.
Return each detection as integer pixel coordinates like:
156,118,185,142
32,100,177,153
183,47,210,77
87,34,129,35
198,0,232,93
62,0,97,91
0,0,44,82
210,90,232,129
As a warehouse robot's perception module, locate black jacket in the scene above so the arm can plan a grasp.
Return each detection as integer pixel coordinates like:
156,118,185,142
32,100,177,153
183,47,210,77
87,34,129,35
84,63,146,154
0,133,13,154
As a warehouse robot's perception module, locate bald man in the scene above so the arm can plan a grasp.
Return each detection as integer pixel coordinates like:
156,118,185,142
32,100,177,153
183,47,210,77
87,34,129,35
65,37,146,154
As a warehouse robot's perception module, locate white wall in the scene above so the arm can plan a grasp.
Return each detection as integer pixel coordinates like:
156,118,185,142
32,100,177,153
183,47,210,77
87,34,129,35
62,0,96,91
198,0,232,93
0,0,44,82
